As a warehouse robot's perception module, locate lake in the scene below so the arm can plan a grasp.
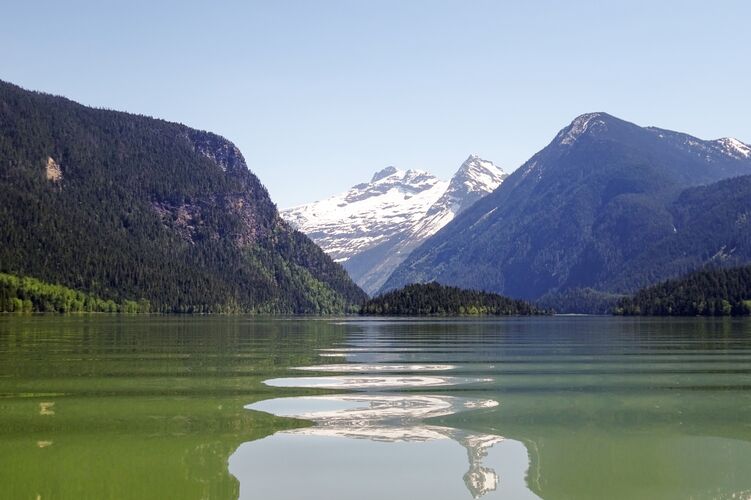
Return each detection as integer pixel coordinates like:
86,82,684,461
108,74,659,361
1,316,750,499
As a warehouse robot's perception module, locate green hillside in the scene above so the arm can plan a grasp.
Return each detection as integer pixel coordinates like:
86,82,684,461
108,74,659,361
0,80,366,313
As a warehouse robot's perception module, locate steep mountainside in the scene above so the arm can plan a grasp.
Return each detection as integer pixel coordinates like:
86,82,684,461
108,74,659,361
282,155,506,294
382,113,751,300
606,174,751,291
0,80,366,313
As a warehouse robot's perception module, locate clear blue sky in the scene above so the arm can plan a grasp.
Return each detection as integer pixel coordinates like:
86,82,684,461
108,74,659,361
3,0,749,207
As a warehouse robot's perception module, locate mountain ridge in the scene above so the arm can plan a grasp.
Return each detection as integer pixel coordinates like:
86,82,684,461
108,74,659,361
381,112,751,302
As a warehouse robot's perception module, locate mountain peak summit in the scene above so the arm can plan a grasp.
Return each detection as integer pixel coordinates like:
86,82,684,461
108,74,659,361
452,155,507,189
381,113,751,299
371,166,399,183
556,112,614,146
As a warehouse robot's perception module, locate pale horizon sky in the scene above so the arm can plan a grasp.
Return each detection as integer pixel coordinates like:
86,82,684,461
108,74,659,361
2,0,750,207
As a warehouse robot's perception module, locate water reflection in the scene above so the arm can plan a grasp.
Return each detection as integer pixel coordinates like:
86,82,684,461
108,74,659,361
244,394,511,498
248,394,498,442
264,375,489,389
293,363,456,372
5,316,751,499
230,382,538,498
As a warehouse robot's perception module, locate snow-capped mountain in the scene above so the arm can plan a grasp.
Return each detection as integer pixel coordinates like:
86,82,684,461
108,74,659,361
282,155,507,294
415,156,508,241
283,167,449,262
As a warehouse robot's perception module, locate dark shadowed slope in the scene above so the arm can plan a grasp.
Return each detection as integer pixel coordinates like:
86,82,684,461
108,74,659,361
382,113,751,300
0,80,366,313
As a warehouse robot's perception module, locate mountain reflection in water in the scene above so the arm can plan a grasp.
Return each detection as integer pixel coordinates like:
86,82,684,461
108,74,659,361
229,366,538,499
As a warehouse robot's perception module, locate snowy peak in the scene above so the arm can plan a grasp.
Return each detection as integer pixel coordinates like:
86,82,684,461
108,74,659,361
343,168,442,204
371,166,398,182
282,165,448,263
368,166,437,187
424,156,507,220
281,155,505,294
451,155,507,196
716,137,751,159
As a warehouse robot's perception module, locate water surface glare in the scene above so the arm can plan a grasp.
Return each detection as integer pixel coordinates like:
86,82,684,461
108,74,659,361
264,375,488,389
1,316,751,499
292,363,456,372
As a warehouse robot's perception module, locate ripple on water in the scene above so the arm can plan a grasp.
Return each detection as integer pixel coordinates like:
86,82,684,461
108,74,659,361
292,364,456,373
247,393,499,443
263,375,491,389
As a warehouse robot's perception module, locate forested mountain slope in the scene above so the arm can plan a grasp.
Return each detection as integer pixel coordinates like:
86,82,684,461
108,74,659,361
617,265,751,316
0,80,365,313
383,113,751,301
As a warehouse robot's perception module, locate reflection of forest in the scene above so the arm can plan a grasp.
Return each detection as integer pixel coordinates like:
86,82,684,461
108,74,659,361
0,316,349,500
245,394,508,498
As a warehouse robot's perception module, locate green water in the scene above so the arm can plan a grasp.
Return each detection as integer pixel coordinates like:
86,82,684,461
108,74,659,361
1,316,750,499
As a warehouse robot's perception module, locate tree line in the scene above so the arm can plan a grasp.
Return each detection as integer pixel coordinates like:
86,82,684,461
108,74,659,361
361,282,548,316
0,273,150,313
615,265,751,316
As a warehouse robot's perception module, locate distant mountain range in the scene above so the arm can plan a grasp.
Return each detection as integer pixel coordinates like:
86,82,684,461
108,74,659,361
0,80,366,313
4,78,750,314
282,155,506,294
382,113,751,304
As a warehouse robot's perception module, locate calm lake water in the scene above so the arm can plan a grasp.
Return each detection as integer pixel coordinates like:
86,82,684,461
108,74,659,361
1,316,750,499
